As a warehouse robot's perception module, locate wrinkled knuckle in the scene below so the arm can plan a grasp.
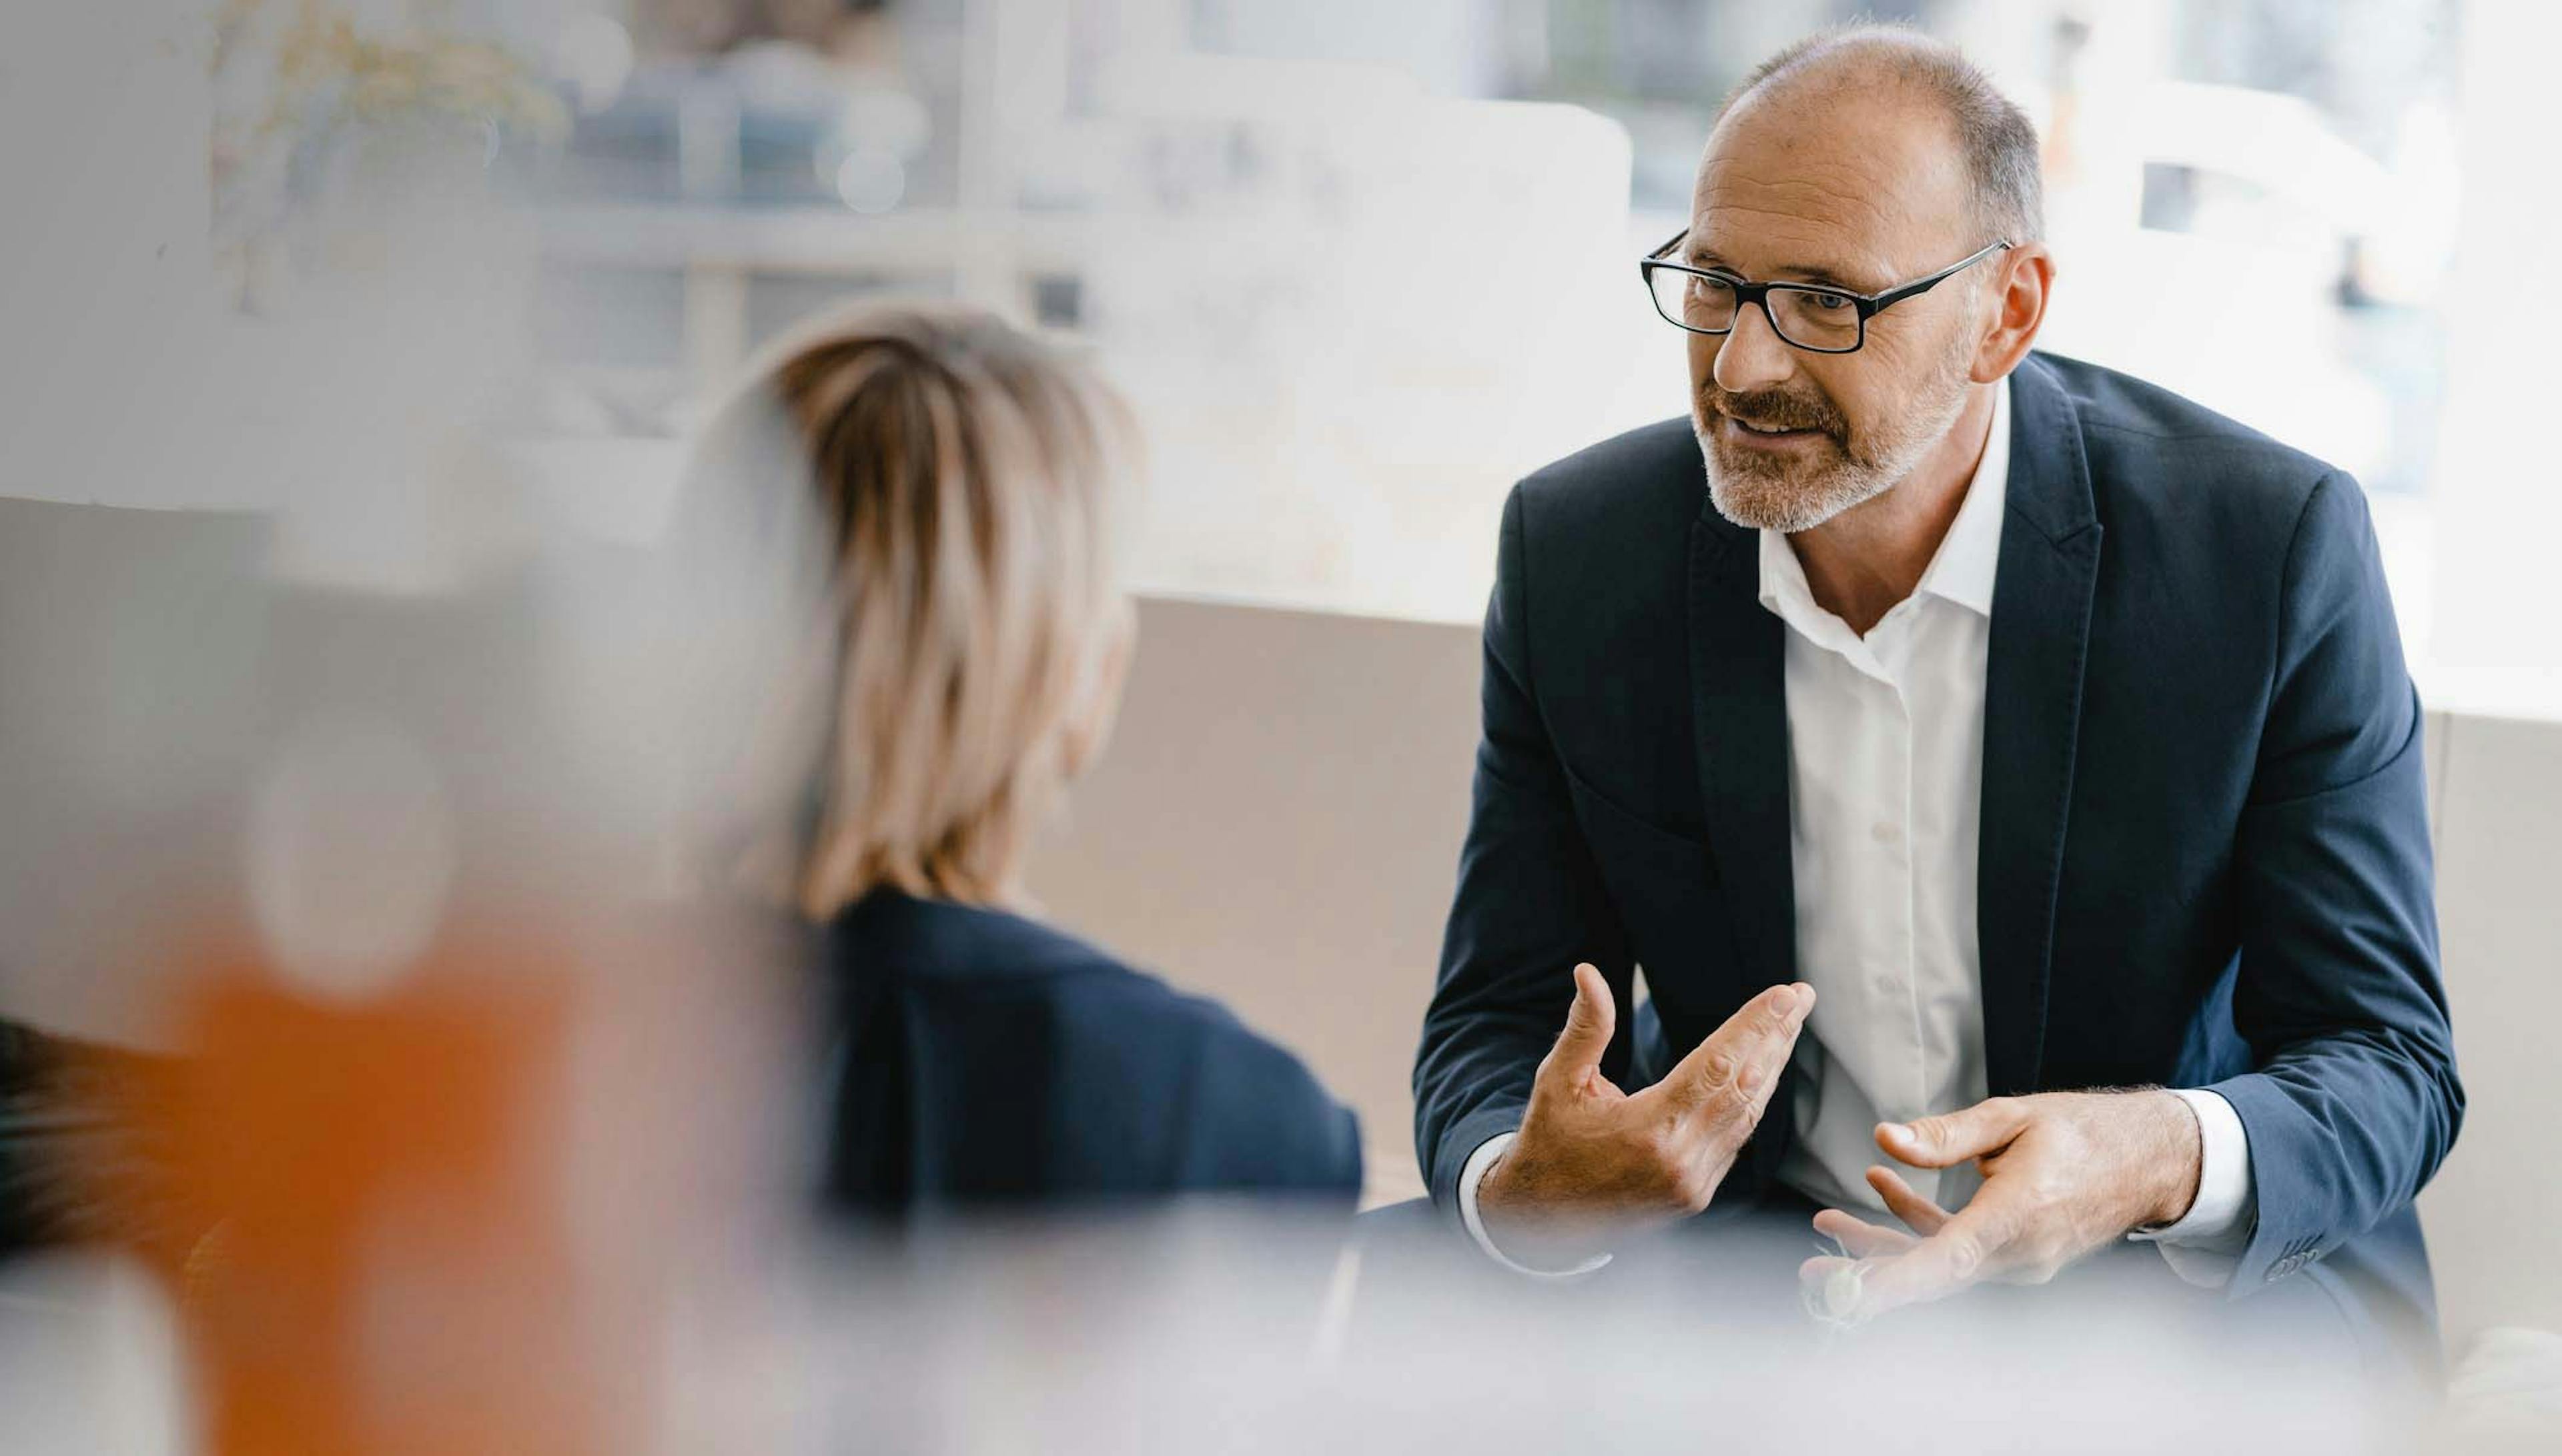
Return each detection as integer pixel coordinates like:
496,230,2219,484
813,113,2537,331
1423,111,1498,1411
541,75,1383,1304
1721,1080,1764,1130
1701,1051,1737,1088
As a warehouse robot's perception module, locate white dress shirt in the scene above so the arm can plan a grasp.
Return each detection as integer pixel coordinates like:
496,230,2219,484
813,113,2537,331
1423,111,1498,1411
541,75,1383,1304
1460,379,2254,1283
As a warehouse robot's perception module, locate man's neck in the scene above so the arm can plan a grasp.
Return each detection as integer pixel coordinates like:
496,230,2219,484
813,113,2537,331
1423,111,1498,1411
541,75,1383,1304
1788,381,1997,636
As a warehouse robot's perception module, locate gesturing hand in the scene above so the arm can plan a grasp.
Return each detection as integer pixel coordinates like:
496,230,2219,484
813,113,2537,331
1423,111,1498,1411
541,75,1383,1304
1799,1090,2204,1323
1478,965,1815,1269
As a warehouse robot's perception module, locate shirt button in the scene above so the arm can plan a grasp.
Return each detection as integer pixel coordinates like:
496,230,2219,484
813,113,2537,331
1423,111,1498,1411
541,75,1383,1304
1871,820,1902,844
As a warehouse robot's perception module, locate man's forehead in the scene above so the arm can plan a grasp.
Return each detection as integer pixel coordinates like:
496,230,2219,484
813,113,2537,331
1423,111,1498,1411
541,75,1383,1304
1689,93,1970,280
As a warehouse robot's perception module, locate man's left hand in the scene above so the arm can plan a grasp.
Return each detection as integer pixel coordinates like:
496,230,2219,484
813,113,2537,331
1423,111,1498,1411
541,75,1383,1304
1799,1090,2203,1323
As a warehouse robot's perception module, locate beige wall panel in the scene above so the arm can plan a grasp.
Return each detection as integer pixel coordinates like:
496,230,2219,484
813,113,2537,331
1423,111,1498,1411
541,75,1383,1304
2420,711,2562,1351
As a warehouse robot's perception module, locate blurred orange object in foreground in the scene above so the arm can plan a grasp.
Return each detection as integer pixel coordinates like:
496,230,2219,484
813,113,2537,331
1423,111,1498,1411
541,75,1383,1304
154,944,598,1456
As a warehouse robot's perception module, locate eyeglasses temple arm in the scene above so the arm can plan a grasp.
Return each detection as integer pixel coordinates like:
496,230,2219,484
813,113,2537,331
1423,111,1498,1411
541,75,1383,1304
1869,240,2014,310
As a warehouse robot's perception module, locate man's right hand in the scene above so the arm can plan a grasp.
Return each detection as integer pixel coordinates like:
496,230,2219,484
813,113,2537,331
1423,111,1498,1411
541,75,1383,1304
1476,964,1815,1269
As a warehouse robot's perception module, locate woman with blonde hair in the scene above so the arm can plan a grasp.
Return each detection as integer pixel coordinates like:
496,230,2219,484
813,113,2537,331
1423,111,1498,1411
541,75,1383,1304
683,302,1360,1213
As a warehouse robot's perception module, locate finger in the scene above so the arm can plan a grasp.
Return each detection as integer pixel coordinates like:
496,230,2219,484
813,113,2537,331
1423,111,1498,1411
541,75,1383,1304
1659,982,1813,1119
1877,1097,2031,1170
1842,1198,2018,1321
1536,963,1615,1088
1813,1207,1915,1259
1865,1165,1952,1236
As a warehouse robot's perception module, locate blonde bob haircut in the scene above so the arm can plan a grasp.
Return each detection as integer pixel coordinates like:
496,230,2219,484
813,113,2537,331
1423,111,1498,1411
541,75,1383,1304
683,301,1136,920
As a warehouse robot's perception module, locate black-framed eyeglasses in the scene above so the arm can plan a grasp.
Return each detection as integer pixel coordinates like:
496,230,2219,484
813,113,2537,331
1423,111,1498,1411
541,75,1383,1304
1639,231,2012,354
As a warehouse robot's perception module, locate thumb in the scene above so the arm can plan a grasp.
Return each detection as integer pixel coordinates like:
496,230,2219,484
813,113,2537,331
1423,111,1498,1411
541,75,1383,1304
1878,1097,2029,1169
1542,962,1616,1083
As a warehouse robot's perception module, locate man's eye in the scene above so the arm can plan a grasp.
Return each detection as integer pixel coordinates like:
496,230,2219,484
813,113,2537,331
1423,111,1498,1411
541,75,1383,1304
1805,291,1853,312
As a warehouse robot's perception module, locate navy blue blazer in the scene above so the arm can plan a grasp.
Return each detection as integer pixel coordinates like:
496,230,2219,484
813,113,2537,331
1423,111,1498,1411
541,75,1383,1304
1414,353,2461,1328
819,890,1362,1214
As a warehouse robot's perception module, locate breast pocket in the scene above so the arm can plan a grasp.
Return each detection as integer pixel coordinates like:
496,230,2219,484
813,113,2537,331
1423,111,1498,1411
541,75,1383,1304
1561,766,1740,1009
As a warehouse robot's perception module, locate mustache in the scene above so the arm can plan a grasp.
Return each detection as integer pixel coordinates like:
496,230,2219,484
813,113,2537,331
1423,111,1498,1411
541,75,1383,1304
1703,386,1847,438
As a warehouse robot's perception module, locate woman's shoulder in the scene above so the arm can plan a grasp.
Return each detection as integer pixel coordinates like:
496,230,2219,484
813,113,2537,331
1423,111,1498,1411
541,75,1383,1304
827,892,1359,1191
825,889,1147,988
829,892,1266,1050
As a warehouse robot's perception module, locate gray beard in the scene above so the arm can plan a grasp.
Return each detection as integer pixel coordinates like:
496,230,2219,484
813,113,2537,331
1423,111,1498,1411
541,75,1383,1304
1697,362,1976,534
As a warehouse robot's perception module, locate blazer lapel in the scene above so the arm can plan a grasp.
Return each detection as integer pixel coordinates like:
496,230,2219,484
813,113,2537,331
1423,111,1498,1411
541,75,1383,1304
1687,513,1796,1002
1978,356,2104,1097
1687,508,1797,1189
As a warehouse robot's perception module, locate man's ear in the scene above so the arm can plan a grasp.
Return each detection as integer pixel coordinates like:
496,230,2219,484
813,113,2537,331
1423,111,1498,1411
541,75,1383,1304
1972,243,2054,383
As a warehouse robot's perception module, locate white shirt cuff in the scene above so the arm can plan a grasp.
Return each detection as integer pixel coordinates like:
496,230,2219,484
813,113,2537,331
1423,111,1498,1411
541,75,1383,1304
1458,1130,1612,1280
2127,1088,2256,1287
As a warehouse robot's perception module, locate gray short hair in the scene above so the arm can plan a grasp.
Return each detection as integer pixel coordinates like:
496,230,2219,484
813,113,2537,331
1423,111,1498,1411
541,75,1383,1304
1719,23,2045,244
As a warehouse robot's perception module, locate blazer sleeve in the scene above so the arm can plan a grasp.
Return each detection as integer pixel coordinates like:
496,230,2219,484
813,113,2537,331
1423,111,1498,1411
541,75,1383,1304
2208,470,2464,1293
1411,482,1637,1212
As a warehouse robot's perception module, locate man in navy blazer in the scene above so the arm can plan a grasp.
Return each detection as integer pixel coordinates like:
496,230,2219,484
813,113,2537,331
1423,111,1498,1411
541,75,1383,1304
1412,26,2459,1370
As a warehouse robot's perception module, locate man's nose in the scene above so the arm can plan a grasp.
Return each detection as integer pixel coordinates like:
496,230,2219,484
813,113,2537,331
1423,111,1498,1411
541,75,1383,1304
1711,299,1797,396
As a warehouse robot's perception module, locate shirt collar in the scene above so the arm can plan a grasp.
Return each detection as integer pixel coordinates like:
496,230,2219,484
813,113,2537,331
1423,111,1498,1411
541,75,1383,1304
1756,374,2010,630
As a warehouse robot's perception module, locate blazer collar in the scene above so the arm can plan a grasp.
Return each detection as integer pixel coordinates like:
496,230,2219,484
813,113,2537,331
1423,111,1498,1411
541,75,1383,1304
1998,355,2100,548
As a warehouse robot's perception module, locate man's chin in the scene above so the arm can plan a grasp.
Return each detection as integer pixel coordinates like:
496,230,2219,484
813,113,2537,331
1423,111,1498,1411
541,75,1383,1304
1705,462,1849,534
1700,430,1901,533
1707,484,1829,533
